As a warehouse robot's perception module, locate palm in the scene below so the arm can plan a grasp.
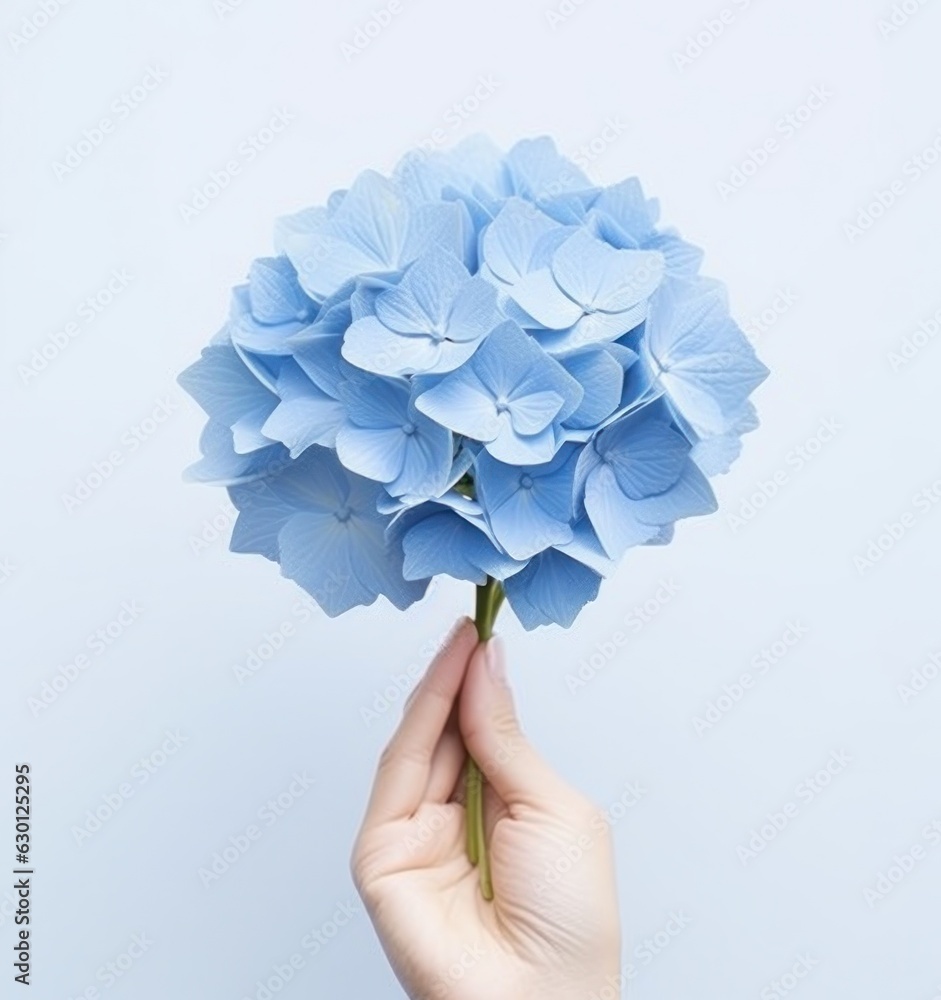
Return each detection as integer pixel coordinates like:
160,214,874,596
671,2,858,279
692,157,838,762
358,794,617,1000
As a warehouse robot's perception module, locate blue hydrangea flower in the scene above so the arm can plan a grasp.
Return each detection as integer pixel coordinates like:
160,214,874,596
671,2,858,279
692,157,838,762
335,371,452,499
179,135,768,630
576,405,717,560
341,247,502,376
414,319,582,465
474,445,580,560
228,446,427,616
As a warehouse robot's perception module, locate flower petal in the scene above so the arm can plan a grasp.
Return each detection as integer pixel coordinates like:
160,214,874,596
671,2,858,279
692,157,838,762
503,549,601,630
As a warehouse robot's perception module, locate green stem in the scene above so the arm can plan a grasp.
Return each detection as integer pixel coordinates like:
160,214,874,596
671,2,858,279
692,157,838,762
466,576,503,901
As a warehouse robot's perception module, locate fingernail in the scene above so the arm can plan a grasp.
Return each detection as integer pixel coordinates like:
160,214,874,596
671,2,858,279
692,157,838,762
485,637,507,685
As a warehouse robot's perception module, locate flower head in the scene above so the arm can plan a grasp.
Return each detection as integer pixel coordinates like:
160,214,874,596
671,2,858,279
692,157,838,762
179,136,767,629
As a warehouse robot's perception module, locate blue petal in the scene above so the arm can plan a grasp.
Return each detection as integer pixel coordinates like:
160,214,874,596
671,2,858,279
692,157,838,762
342,316,440,377
416,320,582,463
475,446,578,560
481,198,562,285
595,413,690,499
583,462,660,558
389,408,452,497
229,285,309,357
555,516,616,576
376,248,468,333
293,331,356,399
269,450,428,614
261,363,345,457
336,425,409,483
248,257,316,326
558,346,625,429
507,268,585,330
551,230,665,314
445,276,503,343
503,549,601,630
398,507,523,584
631,460,717,525
644,278,769,436
339,372,409,429
228,478,299,561
231,407,277,454
646,232,704,277
178,345,278,426
276,172,410,299
413,371,498,443
184,421,290,487
589,179,656,245
403,200,475,271
689,402,759,475
504,137,592,201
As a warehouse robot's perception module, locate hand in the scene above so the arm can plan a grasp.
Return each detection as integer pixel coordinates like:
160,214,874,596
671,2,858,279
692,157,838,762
351,618,622,1000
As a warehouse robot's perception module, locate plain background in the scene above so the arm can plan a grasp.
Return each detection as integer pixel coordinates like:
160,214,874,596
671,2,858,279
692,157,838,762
2,0,941,996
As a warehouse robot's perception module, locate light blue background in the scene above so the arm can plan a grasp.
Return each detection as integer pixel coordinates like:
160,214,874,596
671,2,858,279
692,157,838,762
2,0,940,996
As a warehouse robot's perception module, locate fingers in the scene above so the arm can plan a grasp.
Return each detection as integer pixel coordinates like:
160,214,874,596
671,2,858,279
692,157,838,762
423,708,467,804
458,637,571,811
362,618,477,826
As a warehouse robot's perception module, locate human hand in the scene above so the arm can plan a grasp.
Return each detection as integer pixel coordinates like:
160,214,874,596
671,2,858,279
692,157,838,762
350,618,622,1000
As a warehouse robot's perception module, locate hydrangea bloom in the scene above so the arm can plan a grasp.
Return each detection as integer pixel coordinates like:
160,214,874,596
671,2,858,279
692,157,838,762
179,136,768,630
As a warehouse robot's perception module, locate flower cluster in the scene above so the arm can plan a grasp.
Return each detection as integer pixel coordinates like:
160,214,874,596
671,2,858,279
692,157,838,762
179,136,767,629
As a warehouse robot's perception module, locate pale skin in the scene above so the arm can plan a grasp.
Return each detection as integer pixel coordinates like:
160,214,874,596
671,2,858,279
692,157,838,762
350,618,622,1000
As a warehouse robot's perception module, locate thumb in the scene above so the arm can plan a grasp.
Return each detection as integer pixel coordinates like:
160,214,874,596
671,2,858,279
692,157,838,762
458,637,570,810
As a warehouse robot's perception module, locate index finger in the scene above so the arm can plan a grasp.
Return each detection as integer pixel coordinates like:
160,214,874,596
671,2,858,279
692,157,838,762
361,618,478,827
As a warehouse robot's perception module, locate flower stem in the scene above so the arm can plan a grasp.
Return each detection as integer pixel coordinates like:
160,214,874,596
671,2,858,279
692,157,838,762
466,576,503,901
